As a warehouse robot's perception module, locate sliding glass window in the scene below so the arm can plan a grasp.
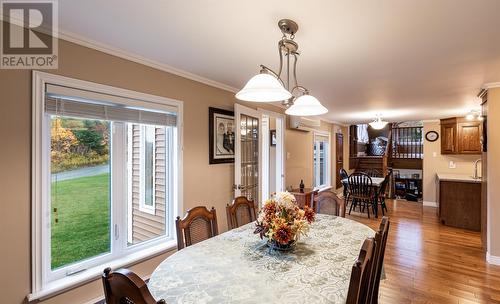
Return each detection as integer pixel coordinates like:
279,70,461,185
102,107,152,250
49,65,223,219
39,82,180,284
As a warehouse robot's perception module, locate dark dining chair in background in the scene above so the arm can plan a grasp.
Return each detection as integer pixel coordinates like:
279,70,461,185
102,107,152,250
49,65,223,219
374,171,391,217
340,168,350,200
175,206,218,250
348,172,375,218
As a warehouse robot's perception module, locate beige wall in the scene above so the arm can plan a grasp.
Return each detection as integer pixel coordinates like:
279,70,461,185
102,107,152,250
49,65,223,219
487,88,500,257
422,121,480,203
285,120,348,190
0,37,290,304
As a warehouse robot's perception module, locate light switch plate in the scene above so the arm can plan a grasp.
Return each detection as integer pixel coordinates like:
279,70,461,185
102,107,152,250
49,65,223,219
449,161,456,169
433,152,437,157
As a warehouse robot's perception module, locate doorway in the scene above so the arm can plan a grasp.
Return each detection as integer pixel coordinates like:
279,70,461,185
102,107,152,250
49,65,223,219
335,133,344,189
260,110,285,203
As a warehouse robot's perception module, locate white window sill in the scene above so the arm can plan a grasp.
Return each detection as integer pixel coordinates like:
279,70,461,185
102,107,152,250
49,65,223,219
28,240,177,302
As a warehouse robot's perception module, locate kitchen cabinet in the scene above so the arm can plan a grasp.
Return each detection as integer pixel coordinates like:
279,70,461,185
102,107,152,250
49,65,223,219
440,118,457,154
440,117,482,155
437,174,481,231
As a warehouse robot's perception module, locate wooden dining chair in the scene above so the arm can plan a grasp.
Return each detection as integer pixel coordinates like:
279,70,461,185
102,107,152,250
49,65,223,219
348,173,375,218
313,190,346,217
368,216,390,304
226,196,257,230
346,237,376,304
176,206,218,250
374,172,391,216
102,267,166,304
340,168,350,201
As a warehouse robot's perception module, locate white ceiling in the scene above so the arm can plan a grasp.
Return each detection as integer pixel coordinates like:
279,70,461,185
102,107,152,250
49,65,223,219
57,0,500,124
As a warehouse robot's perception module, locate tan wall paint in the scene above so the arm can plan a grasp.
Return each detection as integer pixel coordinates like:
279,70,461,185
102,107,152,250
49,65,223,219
487,88,500,257
284,120,346,190
422,121,480,203
0,37,289,304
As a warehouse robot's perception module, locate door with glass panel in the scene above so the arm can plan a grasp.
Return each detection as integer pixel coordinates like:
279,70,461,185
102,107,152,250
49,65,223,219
234,104,261,203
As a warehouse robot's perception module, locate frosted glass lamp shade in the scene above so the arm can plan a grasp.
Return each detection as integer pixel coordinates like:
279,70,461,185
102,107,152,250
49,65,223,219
285,94,328,116
236,73,292,102
369,117,388,130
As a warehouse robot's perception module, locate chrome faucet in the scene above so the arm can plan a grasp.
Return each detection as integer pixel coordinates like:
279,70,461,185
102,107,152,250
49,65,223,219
473,159,482,179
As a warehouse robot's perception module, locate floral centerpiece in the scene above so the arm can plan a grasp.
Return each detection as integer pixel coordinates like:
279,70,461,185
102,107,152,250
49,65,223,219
254,191,315,251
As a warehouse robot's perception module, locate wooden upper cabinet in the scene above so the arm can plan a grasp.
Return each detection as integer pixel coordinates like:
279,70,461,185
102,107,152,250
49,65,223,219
441,119,457,154
457,122,482,154
440,117,482,155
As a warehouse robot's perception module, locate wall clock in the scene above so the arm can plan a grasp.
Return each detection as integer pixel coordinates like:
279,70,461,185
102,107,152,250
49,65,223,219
425,131,439,142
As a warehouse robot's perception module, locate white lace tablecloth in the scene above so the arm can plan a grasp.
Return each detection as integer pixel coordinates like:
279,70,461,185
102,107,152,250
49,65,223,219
149,214,376,304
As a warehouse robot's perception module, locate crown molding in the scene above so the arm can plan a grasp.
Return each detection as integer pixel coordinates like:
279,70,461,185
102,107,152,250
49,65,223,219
320,117,347,127
482,82,500,89
58,29,239,93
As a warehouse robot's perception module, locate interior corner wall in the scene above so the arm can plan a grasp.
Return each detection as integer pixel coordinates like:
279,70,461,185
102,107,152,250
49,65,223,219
487,87,500,259
284,120,345,191
422,121,480,204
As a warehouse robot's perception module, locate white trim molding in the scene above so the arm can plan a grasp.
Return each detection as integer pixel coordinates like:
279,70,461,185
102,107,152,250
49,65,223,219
422,201,438,207
58,29,238,93
482,82,500,89
486,252,500,266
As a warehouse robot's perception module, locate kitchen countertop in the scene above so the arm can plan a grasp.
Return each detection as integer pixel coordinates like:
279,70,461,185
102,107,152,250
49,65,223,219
436,173,482,183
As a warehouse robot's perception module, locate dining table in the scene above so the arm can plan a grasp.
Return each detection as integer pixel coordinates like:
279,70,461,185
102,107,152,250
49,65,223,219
148,214,376,304
342,177,385,217
341,177,385,187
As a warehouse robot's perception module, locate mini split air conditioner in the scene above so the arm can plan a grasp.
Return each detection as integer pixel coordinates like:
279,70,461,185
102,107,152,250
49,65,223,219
289,116,321,131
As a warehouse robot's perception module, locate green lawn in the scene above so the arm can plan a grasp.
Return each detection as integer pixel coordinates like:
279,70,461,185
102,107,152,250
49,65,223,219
51,173,110,269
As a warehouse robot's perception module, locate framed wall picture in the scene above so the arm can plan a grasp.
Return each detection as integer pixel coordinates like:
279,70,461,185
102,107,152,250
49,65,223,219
270,129,277,146
209,107,235,164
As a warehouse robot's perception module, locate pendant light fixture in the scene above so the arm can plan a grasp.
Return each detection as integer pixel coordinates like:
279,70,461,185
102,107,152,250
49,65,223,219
236,19,328,116
369,115,389,130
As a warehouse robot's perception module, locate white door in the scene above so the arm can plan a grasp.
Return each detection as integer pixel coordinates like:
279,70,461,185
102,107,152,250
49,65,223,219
234,104,262,203
260,110,285,202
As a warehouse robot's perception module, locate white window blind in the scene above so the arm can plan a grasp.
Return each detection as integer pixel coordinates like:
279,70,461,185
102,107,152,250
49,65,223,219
314,134,329,143
45,84,177,126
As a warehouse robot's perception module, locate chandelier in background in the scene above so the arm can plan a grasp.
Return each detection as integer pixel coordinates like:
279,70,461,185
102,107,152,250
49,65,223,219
235,19,328,116
369,115,389,130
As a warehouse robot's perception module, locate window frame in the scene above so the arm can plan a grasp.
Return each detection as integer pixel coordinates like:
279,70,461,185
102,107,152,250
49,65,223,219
31,71,183,301
313,130,331,190
139,124,157,215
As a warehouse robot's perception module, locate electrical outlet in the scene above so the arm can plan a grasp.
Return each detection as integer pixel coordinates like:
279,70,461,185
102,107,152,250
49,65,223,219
432,152,437,157
449,161,456,169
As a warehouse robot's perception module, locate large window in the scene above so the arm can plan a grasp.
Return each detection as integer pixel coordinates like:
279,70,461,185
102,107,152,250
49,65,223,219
313,132,331,189
32,72,182,297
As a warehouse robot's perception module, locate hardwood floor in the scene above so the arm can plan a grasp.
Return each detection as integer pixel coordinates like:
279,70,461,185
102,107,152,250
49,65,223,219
346,199,500,304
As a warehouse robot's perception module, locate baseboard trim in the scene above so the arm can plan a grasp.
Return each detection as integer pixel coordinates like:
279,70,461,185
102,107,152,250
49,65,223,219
422,201,438,207
486,252,500,265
